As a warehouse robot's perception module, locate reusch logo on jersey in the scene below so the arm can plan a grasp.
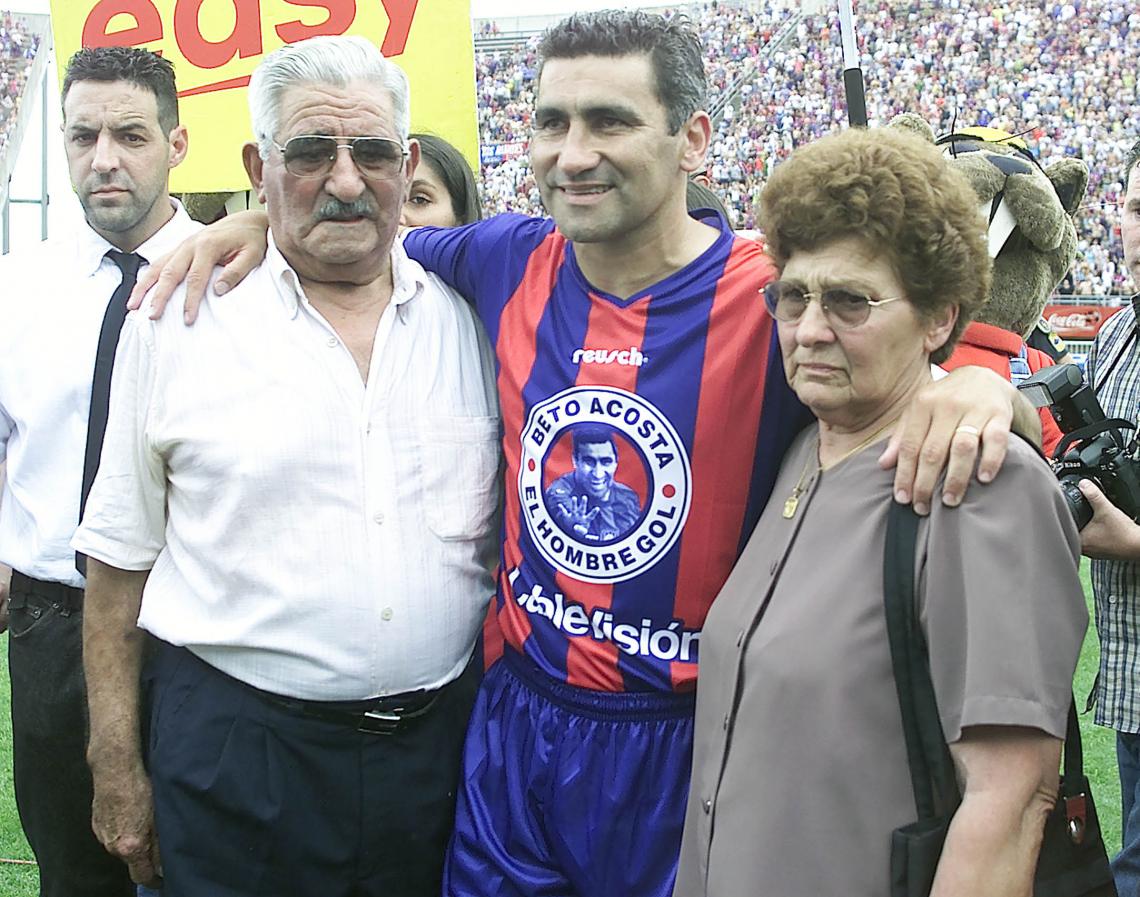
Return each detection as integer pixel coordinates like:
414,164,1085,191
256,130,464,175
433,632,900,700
518,386,692,584
571,346,648,367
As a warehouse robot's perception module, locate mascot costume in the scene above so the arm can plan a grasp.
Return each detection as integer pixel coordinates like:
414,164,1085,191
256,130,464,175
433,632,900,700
890,116,1089,457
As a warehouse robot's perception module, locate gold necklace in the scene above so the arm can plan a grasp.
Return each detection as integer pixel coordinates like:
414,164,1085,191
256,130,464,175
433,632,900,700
782,420,899,520
782,449,818,519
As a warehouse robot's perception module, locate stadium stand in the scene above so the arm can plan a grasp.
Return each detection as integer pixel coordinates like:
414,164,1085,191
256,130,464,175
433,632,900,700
0,13,40,157
472,0,1139,297
0,11,44,216
0,1,1131,298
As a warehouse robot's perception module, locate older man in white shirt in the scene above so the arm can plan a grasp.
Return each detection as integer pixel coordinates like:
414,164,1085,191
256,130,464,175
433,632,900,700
73,37,499,897
0,46,197,897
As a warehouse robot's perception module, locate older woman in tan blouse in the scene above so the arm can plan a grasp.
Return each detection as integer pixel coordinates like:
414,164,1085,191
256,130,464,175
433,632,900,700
674,127,1087,896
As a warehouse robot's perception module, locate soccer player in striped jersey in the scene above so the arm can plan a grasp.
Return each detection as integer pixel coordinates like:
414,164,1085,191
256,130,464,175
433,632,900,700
132,11,1042,895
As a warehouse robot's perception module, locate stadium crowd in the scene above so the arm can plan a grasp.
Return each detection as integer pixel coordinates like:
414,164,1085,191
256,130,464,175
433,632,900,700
0,12,39,159
474,0,1140,295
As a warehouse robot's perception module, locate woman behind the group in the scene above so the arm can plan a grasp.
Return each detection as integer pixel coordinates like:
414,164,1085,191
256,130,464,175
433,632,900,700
402,133,482,228
674,127,1087,896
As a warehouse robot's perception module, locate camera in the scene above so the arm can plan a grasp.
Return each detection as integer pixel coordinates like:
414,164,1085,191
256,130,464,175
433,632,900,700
1018,364,1140,529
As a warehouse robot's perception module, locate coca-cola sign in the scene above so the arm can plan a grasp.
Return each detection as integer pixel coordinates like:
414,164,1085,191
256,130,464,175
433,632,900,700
1042,304,1125,340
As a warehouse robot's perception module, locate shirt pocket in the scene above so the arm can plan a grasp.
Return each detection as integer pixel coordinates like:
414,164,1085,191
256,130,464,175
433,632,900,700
415,415,501,541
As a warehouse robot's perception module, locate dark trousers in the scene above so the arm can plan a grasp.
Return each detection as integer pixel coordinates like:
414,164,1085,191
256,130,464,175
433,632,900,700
145,641,479,897
7,572,134,897
1115,731,1140,896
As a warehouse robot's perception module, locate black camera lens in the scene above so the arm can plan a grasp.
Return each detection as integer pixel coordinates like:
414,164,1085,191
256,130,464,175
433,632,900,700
1058,475,1094,530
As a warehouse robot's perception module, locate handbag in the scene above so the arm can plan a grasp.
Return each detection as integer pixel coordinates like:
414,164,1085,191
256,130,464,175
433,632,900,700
883,500,1117,897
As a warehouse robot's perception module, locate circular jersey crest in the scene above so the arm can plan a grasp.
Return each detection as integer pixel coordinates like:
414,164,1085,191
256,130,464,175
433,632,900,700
518,386,693,584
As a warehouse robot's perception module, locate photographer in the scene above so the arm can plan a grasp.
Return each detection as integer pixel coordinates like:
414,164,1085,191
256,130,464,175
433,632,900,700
1083,137,1140,895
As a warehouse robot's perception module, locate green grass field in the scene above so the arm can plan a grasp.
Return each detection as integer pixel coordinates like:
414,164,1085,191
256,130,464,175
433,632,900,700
0,634,37,895
0,563,1125,895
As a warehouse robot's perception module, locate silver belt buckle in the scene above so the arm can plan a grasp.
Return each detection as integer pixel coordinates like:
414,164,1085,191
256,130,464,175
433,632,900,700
359,709,401,735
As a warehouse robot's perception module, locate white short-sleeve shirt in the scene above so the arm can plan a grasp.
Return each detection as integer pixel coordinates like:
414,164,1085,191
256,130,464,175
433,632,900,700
73,234,501,700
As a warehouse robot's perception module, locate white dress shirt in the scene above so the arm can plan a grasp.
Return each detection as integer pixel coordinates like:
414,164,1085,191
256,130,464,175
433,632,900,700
0,202,201,588
73,234,501,700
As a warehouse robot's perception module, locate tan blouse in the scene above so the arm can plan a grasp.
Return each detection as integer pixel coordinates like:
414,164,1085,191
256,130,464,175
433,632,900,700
674,426,1087,897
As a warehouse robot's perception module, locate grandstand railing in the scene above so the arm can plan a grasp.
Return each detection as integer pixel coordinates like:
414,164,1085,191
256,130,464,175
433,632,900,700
472,31,534,56
709,9,804,128
1049,295,1131,305
472,3,706,55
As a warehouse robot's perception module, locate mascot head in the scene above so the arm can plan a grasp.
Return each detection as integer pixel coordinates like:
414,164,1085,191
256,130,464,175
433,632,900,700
890,114,1088,339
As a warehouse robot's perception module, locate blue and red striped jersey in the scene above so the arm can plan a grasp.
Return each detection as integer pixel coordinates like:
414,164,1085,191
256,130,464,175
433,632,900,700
404,213,810,693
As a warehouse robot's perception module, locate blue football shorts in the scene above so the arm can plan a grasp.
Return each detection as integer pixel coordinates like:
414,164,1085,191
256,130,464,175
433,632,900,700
443,647,696,897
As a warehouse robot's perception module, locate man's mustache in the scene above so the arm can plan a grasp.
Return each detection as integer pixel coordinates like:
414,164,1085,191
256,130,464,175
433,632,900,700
315,198,378,222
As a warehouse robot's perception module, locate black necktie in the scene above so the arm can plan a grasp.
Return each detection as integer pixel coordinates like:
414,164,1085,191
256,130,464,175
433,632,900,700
77,250,145,575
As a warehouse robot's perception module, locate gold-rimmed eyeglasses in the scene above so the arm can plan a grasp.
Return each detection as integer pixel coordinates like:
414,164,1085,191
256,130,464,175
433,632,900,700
272,135,407,180
762,281,905,329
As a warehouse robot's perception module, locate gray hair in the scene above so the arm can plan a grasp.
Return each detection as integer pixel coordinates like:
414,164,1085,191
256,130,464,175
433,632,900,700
248,36,410,159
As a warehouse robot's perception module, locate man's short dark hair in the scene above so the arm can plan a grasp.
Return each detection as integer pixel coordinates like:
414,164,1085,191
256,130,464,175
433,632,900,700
537,10,706,134
1125,138,1140,189
62,46,179,135
572,426,617,458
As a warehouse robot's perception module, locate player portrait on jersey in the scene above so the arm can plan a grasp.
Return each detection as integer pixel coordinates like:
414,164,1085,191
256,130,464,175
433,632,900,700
544,425,643,543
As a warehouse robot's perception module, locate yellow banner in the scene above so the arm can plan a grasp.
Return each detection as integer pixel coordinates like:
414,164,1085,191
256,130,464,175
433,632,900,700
49,0,478,193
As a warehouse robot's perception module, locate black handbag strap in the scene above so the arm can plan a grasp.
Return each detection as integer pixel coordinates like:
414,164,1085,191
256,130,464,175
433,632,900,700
884,501,961,820
884,501,1089,820
1061,700,1084,795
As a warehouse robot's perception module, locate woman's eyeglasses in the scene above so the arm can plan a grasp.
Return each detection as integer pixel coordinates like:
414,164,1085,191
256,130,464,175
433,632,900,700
762,281,904,329
272,135,407,180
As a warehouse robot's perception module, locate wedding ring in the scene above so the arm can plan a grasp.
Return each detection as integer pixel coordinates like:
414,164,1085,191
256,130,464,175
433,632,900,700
954,425,981,438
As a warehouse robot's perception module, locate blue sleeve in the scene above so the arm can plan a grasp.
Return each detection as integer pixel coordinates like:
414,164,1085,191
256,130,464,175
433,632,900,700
402,213,559,328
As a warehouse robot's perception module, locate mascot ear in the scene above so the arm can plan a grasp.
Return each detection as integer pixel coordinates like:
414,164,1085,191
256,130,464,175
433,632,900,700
886,113,936,143
1003,172,1065,252
1046,158,1089,218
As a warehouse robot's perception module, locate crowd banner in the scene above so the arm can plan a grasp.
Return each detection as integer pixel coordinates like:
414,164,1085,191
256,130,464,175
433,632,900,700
1042,303,1126,341
49,0,479,193
479,140,525,166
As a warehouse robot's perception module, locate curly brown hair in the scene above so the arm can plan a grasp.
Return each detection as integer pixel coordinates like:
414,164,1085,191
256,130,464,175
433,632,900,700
759,127,990,364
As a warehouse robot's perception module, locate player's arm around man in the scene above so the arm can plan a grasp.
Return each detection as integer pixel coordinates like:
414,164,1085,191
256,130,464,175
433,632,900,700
131,209,1039,516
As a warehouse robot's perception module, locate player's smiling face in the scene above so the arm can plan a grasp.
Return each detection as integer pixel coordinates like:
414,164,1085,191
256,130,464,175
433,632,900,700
574,442,617,499
530,53,689,246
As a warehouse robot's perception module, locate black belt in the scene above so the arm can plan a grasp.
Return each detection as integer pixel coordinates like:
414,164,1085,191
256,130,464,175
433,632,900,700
10,571,84,614
253,683,444,735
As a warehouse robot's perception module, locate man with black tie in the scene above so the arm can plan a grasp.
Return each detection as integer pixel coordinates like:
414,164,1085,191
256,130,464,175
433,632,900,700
0,46,196,896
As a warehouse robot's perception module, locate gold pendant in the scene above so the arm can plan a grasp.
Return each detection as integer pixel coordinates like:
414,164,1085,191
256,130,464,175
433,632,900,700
782,495,799,519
